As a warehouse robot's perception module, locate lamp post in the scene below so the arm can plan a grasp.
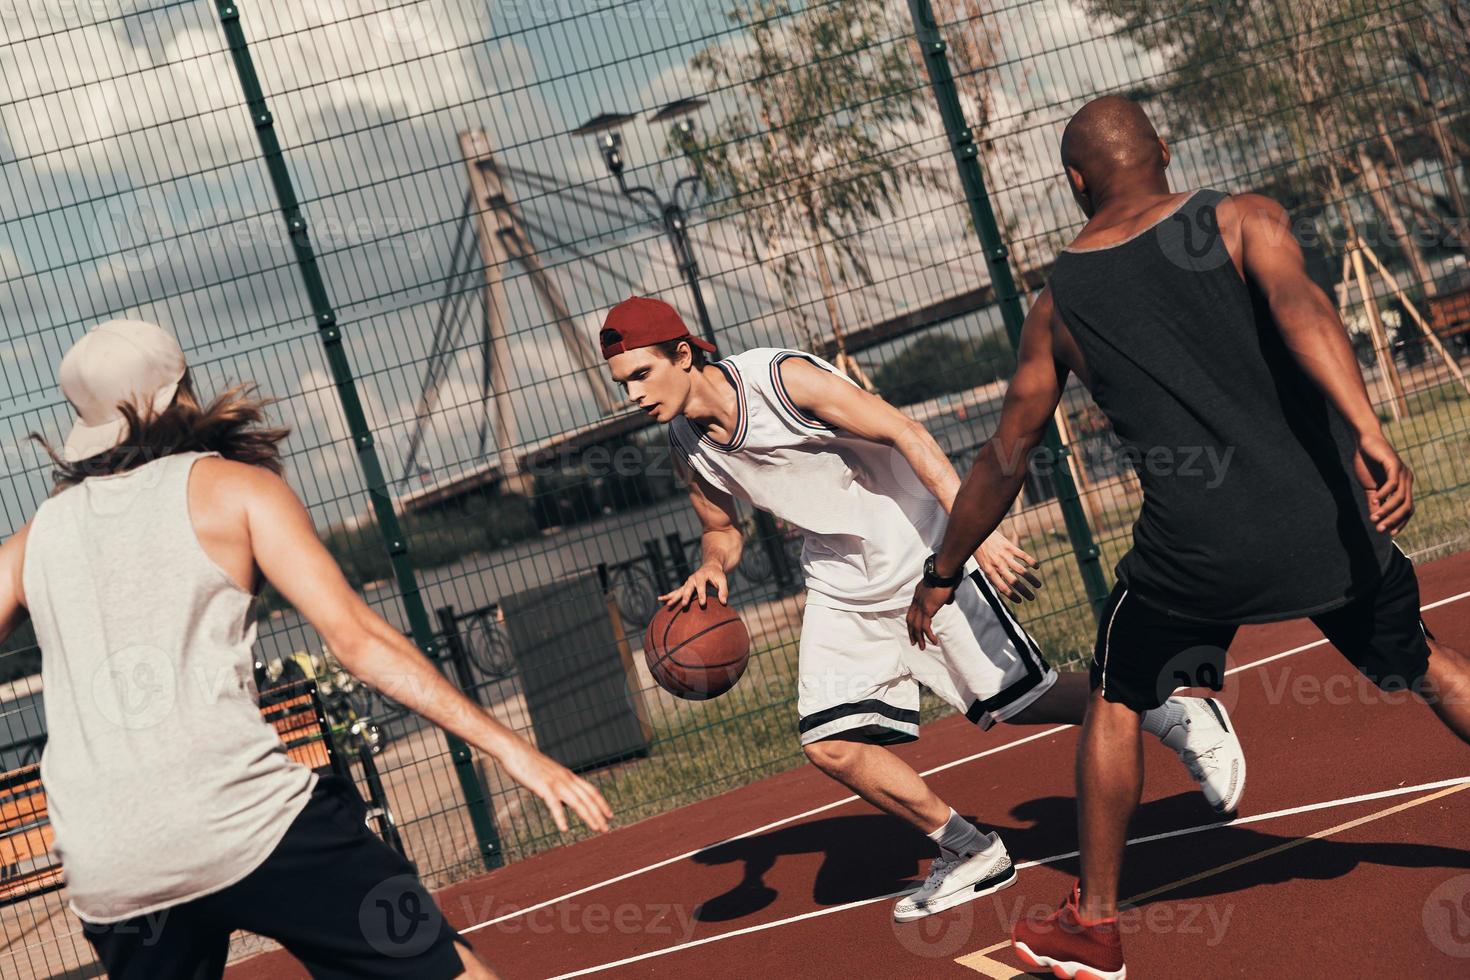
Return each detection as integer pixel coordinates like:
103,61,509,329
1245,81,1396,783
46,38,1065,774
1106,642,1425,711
575,99,717,348
576,99,799,597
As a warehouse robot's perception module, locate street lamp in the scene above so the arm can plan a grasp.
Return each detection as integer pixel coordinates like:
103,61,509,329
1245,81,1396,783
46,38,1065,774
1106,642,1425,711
575,98,716,349
576,99,799,597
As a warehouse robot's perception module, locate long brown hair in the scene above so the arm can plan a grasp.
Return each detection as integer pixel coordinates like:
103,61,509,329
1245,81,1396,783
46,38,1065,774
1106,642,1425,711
28,369,293,492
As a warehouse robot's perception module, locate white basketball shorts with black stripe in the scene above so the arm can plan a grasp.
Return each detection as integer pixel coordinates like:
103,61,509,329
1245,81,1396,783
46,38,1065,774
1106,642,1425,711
796,571,1058,746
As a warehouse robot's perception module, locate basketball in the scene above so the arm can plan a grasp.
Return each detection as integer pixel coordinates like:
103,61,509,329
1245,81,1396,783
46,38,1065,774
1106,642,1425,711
643,599,751,701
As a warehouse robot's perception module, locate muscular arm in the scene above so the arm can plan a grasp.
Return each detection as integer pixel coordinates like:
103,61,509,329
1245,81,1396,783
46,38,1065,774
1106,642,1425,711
780,350,1044,601
1230,194,1383,439
932,289,1070,578
674,451,743,574
1229,193,1412,534
662,450,744,607
776,357,960,510
245,466,611,832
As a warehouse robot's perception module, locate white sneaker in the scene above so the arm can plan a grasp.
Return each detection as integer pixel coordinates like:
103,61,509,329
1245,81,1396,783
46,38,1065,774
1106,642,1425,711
1161,697,1246,814
893,832,1016,921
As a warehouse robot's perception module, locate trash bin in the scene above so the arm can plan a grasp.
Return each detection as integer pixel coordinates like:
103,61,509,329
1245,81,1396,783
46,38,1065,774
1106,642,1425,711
500,572,651,773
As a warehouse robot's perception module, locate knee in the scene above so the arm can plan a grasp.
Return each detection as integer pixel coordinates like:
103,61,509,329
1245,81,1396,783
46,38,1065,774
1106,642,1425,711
1086,691,1147,728
1426,637,1466,674
1401,638,1461,700
803,738,865,777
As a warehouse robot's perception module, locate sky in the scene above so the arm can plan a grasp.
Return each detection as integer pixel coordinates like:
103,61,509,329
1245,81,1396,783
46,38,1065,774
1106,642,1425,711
0,0,1180,532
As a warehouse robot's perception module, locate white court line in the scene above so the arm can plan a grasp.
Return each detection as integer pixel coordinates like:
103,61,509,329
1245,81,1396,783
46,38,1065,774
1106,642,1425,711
467,587,1470,936
542,775,1470,980
1229,586,1470,674
1011,773,1470,871
465,725,1070,933
540,889,912,980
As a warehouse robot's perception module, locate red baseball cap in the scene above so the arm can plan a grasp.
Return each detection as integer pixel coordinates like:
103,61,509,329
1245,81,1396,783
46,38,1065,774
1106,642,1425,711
600,296,716,359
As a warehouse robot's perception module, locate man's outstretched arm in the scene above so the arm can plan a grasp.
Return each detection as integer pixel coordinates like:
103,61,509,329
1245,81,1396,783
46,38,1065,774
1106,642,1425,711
907,288,1069,647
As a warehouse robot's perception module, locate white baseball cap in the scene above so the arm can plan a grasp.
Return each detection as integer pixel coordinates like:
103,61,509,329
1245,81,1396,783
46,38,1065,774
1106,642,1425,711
57,319,188,463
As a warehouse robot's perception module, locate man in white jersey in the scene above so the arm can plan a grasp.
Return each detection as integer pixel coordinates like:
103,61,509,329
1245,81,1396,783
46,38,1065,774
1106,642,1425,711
600,296,1247,920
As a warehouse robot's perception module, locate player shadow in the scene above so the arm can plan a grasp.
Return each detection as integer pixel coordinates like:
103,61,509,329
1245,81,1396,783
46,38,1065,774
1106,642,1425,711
688,792,1470,923
689,812,951,922
1001,790,1213,858
687,794,1228,923
1009,792,1470,904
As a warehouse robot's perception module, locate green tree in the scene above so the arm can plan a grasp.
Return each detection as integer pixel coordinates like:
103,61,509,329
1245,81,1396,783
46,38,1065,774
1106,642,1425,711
920,0,1049,277
680,0,951,387
874,333,1011,406
1083,0,1466,291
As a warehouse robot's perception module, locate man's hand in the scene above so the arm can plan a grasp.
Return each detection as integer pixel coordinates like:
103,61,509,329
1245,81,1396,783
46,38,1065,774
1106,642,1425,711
906,581,955,651
498,741,613,834
1355,431,1414,536
660,561,729,609
975,531,1042,601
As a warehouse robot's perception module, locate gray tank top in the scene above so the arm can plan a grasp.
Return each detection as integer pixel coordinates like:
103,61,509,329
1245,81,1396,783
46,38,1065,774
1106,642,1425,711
22,450,316,923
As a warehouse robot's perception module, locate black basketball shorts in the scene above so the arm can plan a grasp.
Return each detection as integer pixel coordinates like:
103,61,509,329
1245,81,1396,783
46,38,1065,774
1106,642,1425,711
81,774,473,980
1089,545,1436,712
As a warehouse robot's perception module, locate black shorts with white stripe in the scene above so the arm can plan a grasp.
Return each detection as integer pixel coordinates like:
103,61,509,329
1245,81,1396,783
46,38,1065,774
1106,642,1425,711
1090,545,1435,712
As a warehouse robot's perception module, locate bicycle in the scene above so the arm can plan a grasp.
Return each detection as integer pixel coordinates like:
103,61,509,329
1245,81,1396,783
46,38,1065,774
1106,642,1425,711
607,561,660,629
463,607,516,680
737,519,805,587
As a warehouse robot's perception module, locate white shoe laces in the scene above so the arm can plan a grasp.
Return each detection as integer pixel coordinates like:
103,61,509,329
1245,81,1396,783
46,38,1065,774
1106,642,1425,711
1181,745,1219,782
905,852,976,905
1173,707,1229,775
916,853,963,895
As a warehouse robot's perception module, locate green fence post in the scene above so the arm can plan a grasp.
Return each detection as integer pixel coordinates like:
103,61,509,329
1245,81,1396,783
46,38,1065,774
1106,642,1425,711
905,0,1111,622
214,0,503,870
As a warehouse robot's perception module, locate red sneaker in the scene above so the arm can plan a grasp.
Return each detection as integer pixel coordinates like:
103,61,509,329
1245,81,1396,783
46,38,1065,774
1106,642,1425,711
1011,882,1126,980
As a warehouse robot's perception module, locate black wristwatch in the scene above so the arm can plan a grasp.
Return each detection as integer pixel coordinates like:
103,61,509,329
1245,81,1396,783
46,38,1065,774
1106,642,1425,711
922,554,964,589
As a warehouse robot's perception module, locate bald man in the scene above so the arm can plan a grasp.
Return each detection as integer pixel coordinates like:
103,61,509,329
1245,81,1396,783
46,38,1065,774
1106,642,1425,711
907,95,1470,978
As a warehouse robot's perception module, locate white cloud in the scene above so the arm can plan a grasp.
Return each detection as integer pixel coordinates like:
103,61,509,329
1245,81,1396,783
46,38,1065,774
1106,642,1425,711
0,0,1227,527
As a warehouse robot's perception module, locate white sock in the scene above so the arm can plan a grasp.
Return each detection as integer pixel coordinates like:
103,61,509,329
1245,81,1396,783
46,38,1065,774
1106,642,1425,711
1141,697,1189,739
928,808,986,858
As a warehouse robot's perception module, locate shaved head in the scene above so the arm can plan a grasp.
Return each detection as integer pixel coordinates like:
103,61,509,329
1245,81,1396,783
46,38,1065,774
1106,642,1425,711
1060,96,1165,184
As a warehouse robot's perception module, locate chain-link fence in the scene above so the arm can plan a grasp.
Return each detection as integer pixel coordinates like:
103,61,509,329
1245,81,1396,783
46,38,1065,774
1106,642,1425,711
1,0,1467,975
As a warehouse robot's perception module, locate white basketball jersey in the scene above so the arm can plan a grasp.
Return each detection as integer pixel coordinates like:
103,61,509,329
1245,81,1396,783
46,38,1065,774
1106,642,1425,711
669,348,953,612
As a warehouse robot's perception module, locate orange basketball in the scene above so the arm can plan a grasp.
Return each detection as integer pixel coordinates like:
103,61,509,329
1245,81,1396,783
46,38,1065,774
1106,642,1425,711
643,598,750,701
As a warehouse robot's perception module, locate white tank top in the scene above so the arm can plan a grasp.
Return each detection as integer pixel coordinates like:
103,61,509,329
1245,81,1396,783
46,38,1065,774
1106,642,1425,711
670,348,958,612
21,450,316,923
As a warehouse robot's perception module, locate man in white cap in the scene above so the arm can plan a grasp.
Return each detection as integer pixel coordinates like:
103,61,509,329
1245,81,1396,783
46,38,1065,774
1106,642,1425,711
0,318,611,979
55,318,188,465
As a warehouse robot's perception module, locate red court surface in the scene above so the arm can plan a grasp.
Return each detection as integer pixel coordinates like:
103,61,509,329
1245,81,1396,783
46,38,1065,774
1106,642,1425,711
230,550,1470,979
